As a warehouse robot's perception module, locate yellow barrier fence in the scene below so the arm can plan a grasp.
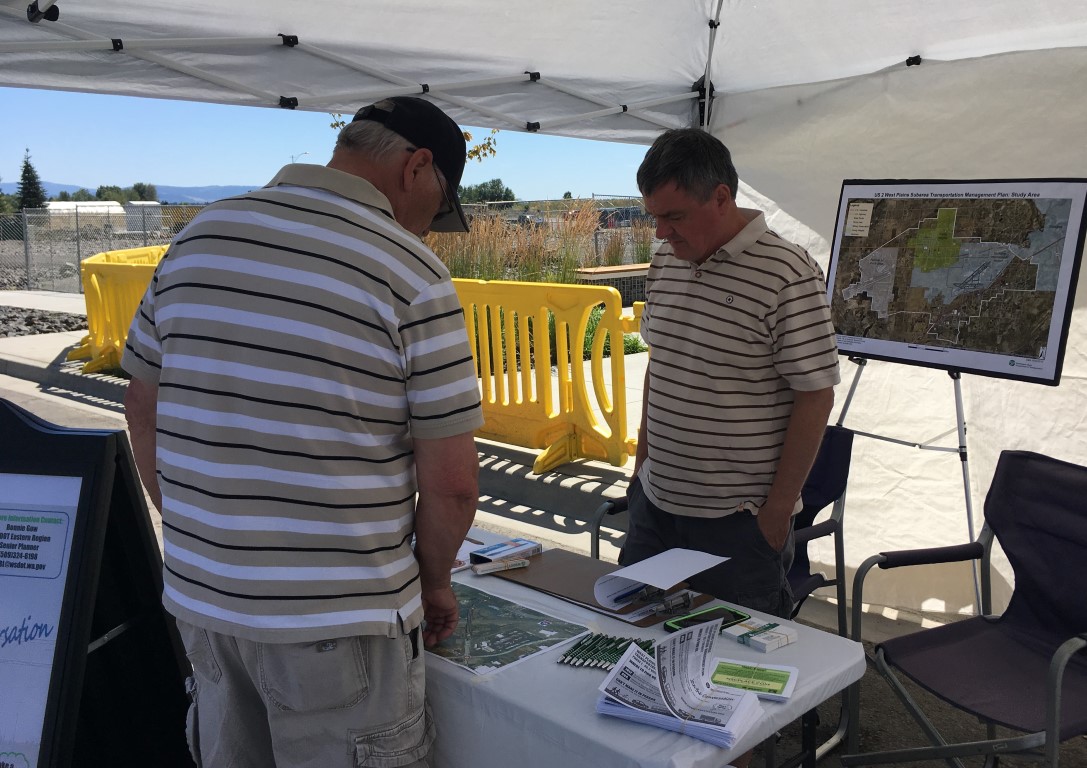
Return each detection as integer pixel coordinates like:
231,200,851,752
453,279,640,473
67,245,168,373
66,247,642,472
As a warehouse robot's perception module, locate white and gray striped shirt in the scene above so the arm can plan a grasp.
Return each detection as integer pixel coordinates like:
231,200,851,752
122,165,483,642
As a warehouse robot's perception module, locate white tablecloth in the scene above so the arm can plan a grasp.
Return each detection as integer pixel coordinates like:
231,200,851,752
425,532,865,768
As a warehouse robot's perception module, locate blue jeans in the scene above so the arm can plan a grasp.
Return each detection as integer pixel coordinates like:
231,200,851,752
619,478,795,618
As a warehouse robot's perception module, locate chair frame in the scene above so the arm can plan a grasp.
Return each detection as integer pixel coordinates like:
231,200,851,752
589,495,627,560
842,468,1087,768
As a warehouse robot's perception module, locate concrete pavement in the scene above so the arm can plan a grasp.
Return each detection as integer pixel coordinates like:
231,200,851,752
0,289,88,315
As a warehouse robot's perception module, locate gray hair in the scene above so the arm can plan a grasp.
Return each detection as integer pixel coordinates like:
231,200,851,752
335,120,415,160
636,128,739,201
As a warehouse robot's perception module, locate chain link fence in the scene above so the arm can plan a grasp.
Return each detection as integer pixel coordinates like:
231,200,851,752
0,199,654,292
0,205,203,292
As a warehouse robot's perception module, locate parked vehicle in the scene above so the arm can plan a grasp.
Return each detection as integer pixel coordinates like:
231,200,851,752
599,206,652,228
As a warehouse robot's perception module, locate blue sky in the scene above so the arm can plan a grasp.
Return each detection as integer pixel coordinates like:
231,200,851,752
0,87,648,201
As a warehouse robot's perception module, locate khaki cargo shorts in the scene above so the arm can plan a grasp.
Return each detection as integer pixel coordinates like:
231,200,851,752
177,619,434,768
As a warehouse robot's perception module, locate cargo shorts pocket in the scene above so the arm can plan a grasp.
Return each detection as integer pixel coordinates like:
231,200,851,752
181,624,223,685
353,703,435,768
259,637,368,712
184,675,203,768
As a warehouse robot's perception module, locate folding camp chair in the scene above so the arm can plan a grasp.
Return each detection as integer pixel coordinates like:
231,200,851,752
788,424,853,633
842,450,1087,768
766,425,854,765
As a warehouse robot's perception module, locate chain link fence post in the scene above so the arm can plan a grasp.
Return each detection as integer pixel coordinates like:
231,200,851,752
22,211,32,289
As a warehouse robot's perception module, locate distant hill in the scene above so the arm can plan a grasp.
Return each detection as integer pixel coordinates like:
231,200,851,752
0,181,260,204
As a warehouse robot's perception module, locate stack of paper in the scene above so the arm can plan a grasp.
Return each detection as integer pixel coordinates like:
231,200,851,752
596,619,763,749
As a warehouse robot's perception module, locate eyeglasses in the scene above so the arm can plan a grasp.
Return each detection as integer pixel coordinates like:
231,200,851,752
406,146,455,222
432,165,455,219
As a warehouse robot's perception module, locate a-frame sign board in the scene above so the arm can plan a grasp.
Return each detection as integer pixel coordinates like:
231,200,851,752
0,398,193,768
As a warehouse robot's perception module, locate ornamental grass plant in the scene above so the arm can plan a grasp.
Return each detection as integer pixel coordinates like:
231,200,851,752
425,203,600,282
425,201,648,362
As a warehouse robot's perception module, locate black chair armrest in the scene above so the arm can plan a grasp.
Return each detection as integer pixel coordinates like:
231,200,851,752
589,496,629,559
602,497,629,516
794,518,838,547
877,541,984,569
851,542,985,642
1046,633,1087,764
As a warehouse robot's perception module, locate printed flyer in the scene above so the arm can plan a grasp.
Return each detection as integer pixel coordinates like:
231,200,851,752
0,474,81,768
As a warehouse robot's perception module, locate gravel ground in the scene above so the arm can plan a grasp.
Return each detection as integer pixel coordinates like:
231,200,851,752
1,249,88,336
0,305,87,337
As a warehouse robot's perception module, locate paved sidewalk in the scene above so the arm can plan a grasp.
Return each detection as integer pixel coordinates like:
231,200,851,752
0,289,87,315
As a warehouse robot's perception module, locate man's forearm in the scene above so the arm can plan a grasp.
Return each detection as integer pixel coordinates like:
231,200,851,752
632,367,650,477
124,376,162,512
412,431,479,591
414,493,476,590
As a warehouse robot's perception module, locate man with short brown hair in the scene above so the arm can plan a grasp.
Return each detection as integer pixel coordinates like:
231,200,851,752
622,128,839,619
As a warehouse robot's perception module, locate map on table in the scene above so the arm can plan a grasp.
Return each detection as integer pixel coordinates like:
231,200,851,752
427,582,588,674
827,179,1087,385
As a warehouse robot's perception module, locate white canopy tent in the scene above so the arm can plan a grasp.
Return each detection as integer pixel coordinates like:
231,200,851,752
3,0,1086,619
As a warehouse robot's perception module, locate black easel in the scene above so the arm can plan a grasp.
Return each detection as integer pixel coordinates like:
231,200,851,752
835,357,982,610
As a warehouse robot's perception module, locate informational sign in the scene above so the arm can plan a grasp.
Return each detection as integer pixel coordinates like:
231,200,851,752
0,399,194,768
828,179,1087,384
0,476,80,768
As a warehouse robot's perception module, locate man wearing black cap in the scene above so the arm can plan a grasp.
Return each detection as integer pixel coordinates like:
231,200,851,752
123,96,484,767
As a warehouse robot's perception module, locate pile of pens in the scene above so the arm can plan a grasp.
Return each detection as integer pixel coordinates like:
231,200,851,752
558,632,654,671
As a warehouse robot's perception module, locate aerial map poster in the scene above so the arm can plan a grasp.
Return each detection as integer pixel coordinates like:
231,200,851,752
827,179,1087,385
428,582,588,674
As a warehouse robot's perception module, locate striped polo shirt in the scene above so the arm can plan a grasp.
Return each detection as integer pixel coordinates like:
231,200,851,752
638,208,839,519
122,164,484,643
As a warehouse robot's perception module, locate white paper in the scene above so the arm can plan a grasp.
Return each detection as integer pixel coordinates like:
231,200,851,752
593,549,727,609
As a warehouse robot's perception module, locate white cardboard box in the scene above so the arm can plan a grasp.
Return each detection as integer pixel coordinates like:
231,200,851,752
721,618,798,652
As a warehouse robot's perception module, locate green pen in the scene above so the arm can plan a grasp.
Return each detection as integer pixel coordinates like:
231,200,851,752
569,634,604,664
592,636,623,667
573,633,606,666
602,638,632,668
560,633,594,664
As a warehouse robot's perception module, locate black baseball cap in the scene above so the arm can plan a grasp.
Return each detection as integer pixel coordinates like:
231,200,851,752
352,96,470,233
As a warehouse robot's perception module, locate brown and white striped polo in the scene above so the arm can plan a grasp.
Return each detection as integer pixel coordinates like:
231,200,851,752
638,209,840,519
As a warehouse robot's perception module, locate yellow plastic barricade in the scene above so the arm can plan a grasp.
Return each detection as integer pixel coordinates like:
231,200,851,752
454,279,640,473
65,252,643,473
68,245,167,373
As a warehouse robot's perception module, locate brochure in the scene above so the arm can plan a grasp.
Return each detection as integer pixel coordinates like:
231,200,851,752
596,619,763,749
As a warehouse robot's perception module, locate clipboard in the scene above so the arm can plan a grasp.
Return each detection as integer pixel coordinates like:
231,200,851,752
490,548,712,627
